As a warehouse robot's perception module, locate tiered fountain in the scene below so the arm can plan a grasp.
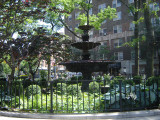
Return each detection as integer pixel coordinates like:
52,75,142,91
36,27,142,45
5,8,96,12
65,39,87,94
60,25,120,91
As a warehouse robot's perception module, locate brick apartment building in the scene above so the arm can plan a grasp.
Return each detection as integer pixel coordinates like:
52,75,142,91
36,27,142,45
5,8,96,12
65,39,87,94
65,0,160,76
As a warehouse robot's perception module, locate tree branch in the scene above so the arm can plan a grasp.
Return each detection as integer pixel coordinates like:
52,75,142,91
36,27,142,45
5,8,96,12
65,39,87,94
119,0,135,16
58,16,82,39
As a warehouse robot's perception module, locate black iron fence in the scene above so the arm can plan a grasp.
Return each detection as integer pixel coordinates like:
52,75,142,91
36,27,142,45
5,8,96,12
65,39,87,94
0,77,159,113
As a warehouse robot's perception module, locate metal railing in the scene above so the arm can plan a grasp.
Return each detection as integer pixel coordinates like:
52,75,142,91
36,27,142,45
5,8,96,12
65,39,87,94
0,77,159,113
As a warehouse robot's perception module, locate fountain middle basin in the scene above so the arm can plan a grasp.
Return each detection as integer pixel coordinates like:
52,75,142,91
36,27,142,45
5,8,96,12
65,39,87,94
60,60,115,72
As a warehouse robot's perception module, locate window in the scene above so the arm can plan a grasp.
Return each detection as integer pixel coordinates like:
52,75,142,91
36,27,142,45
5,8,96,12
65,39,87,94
89,8,92,15
112,0,121,8
131,51,135,60
102,19,107,24
151,17,160,26
99,28,107,36
154,50,158,59
98,4,106,12
128,0,134,4
75,12,80,19
113,11,122,21
113,25,122,33
149,2,159,11
129,22,135,31
75,23,79,28
128,11,133,16
86,0,92,3
69,26,72,31
75,34,81,41
114,52,123,60
114,39,123,48
68,14,72,21
89,30,93,38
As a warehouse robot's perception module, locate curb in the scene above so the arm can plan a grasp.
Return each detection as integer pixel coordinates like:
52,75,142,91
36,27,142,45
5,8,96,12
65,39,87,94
0,109,160,119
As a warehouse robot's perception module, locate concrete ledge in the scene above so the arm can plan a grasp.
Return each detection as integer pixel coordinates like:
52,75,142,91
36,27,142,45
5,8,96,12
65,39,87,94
0,109,160,119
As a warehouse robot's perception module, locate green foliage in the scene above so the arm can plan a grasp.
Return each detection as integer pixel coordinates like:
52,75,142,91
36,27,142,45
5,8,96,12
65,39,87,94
103,74,111,85
39,70,48,88
89,82,100,94
0,63,6,78
133,76,142,84
56,83,67,95
110,76,125,88
25,85,41,98
67,84,82,97
22,78,33,89
123,79,134,86
11,81,24,96
68,76,82,84
114,76,125,81
77,6,116,30
95,75,103,82
146,76,159,86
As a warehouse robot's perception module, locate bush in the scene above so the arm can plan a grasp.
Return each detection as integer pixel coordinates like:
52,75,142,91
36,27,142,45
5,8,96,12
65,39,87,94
89,82,100,94
40,78,48,88
68,76,82,84
103,74,110,85
56,83,67,95
40,70,47,79
25,84,41,98
22,78,32,89
133,76,142,84
146,76,159,86
123,79,134,86
11,81,23,96
67,84,82,97
95,75,103,82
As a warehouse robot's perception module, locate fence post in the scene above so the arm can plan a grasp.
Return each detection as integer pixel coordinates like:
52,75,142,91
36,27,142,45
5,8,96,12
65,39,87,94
50,81,53,113
119,80,122,112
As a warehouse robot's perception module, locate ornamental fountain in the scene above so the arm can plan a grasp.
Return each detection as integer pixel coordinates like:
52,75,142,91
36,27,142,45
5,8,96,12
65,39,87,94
60,25,120,91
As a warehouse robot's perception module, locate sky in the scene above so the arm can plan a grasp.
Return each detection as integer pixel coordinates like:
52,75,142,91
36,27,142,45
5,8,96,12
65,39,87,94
12,20,64,39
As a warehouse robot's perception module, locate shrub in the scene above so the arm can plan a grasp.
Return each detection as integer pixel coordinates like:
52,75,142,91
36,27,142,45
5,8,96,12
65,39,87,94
103,74,110,85
67,84,82,97
22,78,32,89
146,76,159,86
95,75,103,82
56,83,67,95
123,79,134,86
40,78,48,88
40,70,47,79
89,82,100,94
68,76,82,84
25,85,41,98
133,76,142,84
11,81,23,96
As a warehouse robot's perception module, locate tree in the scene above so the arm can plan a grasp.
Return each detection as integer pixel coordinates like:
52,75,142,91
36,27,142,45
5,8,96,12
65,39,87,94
48,0,117,38
120,0,159,77
142,0,159,77
0,0,49,81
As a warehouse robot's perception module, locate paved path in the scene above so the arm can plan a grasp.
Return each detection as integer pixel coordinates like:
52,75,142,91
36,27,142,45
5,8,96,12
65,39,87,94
0,109,160,120
0,115,160,120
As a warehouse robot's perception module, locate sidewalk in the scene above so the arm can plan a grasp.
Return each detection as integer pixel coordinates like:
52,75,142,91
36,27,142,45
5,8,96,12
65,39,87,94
0,109,160,119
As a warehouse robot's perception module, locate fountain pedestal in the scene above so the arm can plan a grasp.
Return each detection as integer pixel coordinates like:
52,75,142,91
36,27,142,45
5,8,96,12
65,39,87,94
60,25,120,91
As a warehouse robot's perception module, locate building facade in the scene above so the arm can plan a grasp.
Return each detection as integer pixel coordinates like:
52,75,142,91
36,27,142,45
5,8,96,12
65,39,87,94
65,0,160,77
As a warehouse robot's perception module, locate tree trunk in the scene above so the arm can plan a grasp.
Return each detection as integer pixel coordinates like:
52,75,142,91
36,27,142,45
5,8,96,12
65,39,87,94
143,1,154,78
47,56,51,81
134,0,140,76
10,66,15,82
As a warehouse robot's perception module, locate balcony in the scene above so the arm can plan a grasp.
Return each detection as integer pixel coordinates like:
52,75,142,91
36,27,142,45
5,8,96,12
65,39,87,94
89,31,134,42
